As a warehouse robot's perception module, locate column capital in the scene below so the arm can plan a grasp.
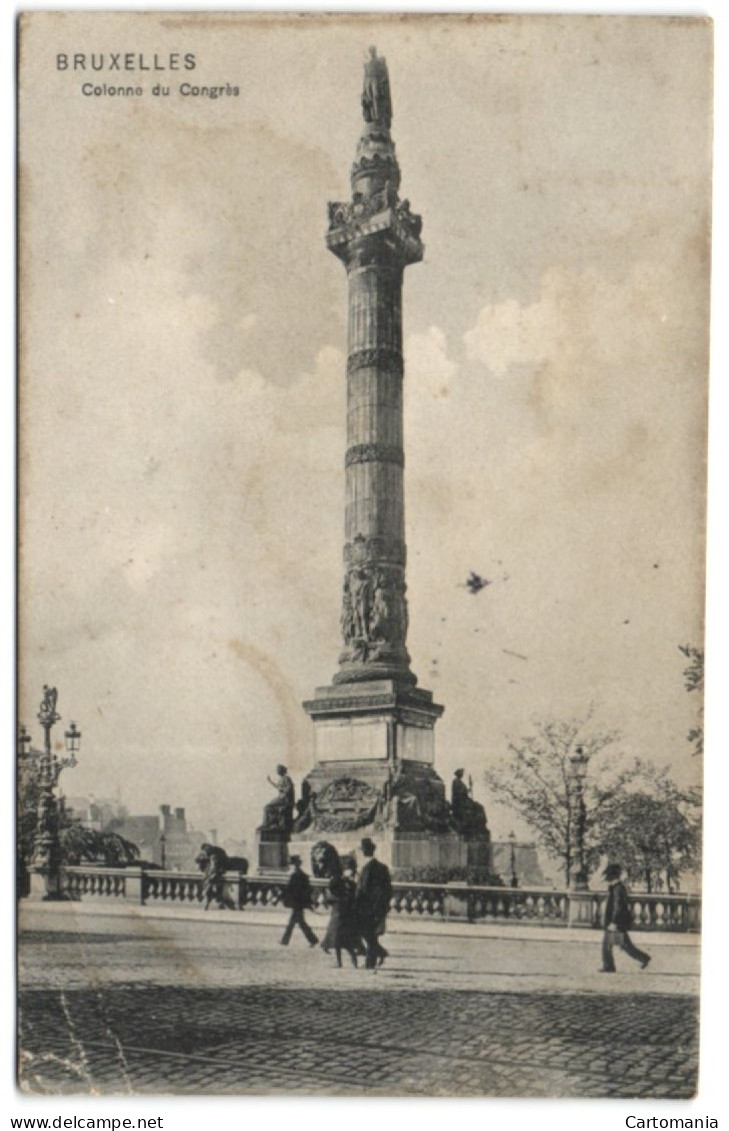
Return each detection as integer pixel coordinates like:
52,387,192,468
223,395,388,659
326,202,423,269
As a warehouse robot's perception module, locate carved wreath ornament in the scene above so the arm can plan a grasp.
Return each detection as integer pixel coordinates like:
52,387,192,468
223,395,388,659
318,777,379,805
313,776,379,833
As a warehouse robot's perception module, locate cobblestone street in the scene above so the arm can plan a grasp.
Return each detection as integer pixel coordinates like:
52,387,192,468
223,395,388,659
18,903,700,1099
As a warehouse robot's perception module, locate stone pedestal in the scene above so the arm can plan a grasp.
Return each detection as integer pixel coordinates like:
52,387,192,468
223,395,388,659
256,829,290,873
283,679,492,879
287,678,491,876
289,825,491,877
303,679,443,770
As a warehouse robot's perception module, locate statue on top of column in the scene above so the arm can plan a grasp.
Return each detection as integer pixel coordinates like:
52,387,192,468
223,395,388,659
362,46,392,130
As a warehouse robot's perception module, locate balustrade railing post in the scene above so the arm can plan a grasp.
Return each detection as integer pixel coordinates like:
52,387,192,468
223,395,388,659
444,881,470,922
687,894,701,932
124,865,146,906
222,871,248,910
567,889,595,928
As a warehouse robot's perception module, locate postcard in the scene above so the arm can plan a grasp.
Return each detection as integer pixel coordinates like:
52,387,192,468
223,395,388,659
17,11,711,1100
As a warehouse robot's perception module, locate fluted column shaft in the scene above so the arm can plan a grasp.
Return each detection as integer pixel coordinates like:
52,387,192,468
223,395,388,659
330,241,414,686
345,263,405,552
325,62,423,687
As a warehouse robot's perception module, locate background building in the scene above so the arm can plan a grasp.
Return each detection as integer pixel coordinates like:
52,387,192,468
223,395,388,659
106,804,214,870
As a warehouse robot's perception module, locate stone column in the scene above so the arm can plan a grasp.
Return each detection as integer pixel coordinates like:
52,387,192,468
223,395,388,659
327,52,423,689
293,51,453,873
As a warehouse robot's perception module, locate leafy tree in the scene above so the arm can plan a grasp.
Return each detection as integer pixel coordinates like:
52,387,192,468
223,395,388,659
595,770,701,892
678,644,704,758
57,817,140,867
484,714,643,886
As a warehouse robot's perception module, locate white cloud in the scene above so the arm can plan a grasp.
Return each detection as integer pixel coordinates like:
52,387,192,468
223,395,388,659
464,283,560,378
405,325,457,400
459,261,706,482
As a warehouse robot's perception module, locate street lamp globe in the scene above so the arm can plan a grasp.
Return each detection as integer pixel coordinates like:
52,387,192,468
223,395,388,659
17,723,31,761
64,721,81,765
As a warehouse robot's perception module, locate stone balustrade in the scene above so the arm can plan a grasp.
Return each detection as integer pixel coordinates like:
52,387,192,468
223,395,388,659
589,891,701,933
391,883,446,918
58,867,700,932
64,866,129,900
469,887,569,925
144,872,208,905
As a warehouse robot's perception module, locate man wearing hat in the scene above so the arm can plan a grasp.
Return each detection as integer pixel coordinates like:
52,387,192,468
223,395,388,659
356,838,393,969
601,863,651,972
280,855,319,948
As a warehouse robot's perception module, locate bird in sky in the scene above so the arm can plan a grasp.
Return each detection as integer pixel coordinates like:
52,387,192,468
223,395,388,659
463,571,491,595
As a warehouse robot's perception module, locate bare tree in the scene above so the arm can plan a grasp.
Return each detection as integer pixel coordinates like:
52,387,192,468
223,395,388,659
484,713,643,886
594,778,700,893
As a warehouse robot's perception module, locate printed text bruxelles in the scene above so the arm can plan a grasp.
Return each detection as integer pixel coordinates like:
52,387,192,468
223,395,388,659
57,53,196,72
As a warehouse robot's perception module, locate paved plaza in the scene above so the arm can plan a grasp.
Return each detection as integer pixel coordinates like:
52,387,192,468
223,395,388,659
18,902,700,1099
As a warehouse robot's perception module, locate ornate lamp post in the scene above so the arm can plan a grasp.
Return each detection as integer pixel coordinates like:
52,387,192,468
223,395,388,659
17,723,31,763
28,686,81,898
568,745,589,891
64,720,81,763
508,830,519,889
160,833,167,871
17,723,33,896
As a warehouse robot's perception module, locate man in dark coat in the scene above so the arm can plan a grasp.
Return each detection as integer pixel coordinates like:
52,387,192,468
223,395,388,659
356,837,393,969
280,855,319,947
601,863,651,972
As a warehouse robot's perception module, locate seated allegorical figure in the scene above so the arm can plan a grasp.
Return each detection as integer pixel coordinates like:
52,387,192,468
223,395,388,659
262,764,295,832
375,764,450,833
450,768,489,837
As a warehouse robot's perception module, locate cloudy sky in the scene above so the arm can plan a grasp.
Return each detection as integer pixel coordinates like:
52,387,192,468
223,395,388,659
19,13,710,846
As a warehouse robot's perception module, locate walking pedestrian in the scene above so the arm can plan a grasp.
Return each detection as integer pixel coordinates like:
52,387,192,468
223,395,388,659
600,863,651,973
196,843,234,911
321,860,360,968
355,838,392,969
280,855,319,948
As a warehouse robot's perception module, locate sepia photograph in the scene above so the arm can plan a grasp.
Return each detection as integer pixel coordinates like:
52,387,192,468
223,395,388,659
15,9,713,1105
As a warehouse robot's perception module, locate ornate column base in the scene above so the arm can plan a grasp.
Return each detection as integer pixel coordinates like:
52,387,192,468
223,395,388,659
333,657,417,687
